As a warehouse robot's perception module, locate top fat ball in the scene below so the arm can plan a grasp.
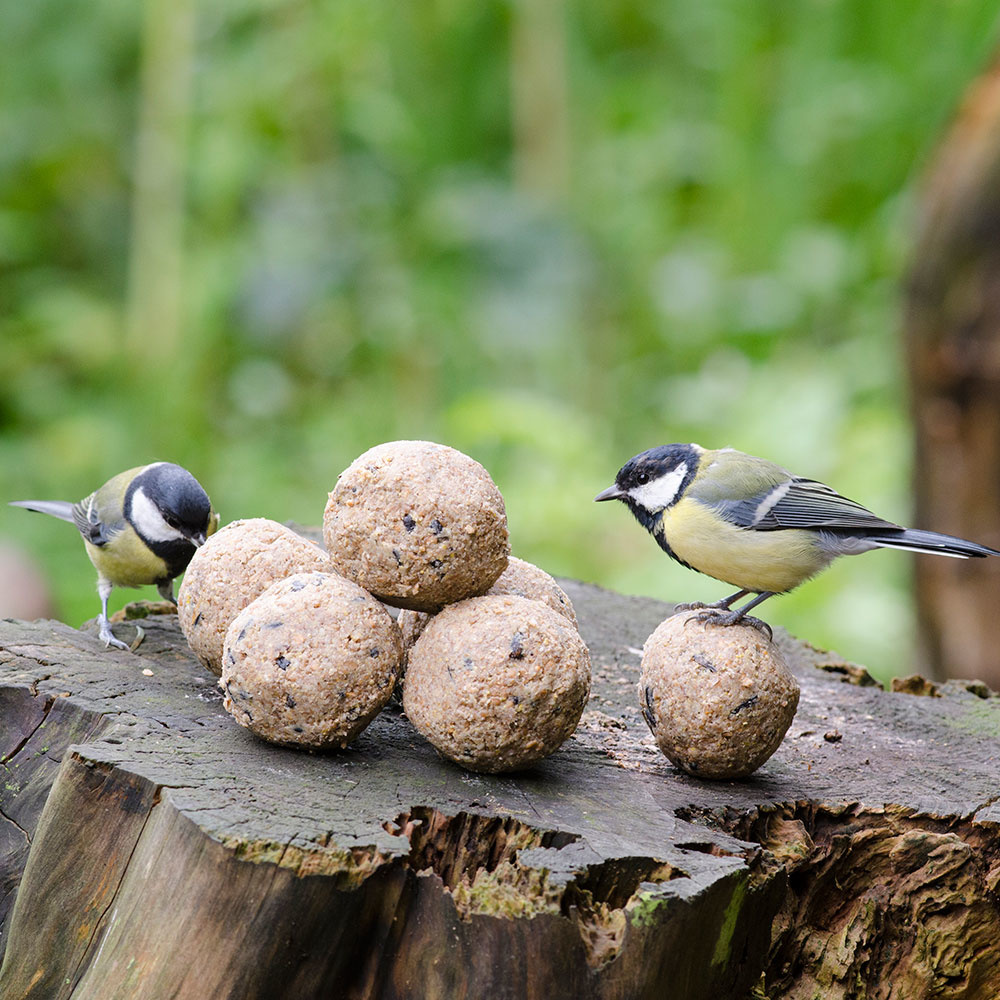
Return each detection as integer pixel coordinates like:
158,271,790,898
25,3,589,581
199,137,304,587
323,441,510,612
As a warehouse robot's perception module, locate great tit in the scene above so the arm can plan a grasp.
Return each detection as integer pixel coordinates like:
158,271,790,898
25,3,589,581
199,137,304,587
11,462,219,650
596,443,999,633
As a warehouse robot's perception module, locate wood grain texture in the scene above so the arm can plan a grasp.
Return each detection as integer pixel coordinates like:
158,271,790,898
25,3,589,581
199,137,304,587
1,582,1000,999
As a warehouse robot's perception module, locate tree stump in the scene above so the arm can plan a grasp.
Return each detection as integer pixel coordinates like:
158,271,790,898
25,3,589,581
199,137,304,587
2,582,1000,999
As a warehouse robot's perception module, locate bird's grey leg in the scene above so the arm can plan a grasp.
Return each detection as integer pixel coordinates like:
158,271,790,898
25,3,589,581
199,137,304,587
689,591,776,641
96,577,131,650
156,579,176,604
675,589,749,613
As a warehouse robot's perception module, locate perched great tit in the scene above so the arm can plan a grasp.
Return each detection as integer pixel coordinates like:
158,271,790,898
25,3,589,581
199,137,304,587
11,462,219,650
596,443,1000,633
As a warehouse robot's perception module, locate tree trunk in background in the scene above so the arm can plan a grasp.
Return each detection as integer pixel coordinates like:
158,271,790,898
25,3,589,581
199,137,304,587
904,59,1000,687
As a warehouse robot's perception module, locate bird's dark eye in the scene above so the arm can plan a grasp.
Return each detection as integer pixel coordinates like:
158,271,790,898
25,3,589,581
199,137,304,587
636,472,649,485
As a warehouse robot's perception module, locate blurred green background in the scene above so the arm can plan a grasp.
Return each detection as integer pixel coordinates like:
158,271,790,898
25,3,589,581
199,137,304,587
2,0,998,683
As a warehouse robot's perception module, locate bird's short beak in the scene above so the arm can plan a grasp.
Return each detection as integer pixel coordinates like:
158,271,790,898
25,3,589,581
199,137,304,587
594,485,625,502
190,532,207,548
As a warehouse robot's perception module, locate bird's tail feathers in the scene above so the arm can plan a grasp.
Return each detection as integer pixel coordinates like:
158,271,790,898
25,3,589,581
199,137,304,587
9,500,76,523
868,528,999,559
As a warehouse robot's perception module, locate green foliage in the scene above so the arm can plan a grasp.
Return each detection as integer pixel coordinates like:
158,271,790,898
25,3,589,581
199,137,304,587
1,0,997,681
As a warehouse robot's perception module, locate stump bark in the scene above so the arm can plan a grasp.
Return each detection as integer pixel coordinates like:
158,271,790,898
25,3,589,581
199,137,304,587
2,582,1000,999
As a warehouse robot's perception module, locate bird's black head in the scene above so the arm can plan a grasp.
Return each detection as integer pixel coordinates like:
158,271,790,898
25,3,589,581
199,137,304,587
126,463,215,557
595,444,700,531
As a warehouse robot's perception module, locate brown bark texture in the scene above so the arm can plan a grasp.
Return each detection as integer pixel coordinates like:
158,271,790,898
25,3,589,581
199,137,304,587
904,59,1000,685
1,582,1000,999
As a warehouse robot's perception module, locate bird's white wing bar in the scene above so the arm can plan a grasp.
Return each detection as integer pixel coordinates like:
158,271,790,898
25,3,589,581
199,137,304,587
751,480,791,525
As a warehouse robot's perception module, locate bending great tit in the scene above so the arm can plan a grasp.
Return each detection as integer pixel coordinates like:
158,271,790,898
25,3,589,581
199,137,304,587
11,462,219,650
596,443,999,633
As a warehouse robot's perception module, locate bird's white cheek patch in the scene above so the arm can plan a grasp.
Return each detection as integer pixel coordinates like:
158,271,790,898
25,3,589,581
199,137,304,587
130,488,186,543
630,463,688,511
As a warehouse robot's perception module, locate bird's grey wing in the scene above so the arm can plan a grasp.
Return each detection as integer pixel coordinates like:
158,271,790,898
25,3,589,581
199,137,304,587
72,493,120,547
712,478,902,532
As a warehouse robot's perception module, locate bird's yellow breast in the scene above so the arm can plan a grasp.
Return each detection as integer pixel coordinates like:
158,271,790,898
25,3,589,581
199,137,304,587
84,530,170,587
659,498,833,594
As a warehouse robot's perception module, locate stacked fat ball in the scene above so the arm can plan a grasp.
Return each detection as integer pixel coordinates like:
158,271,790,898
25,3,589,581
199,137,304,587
177,441,591,770
222,572,402,748
403,594,589,773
